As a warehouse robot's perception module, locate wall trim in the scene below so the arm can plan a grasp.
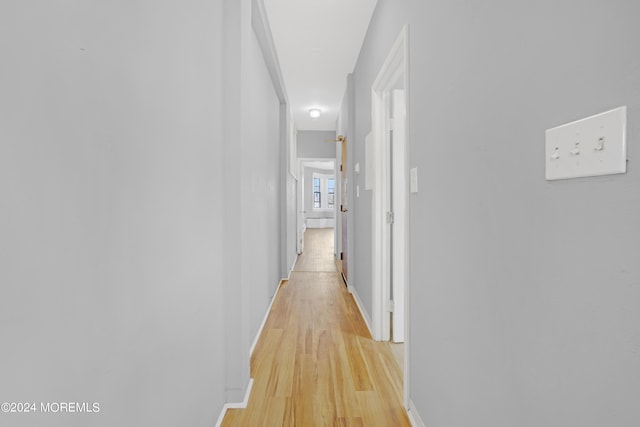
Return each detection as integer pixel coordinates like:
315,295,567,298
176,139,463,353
371,24,410,343
250,278,286,356
407,400,426,427
307,218,335,229
251,0,288,103
215,378,254,427
217,276,287,425
370,23,412,409
348,285,373,337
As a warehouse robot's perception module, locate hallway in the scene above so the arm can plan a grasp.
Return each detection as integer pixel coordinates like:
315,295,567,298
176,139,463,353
222,228,410,426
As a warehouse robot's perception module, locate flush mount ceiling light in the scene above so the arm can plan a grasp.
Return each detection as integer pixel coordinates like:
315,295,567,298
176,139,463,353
309,109,321,119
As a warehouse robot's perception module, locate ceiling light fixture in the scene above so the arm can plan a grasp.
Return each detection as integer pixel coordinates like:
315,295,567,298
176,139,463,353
309,109,321,119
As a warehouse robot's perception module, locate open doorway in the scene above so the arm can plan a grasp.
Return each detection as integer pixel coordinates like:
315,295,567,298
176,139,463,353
297,158,337,257
371,26,410,409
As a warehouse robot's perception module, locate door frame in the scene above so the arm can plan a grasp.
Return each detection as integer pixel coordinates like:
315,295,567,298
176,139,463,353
296,163,305,254
339,135,348,284
390,89,407,344
371,25,410,409
297,157,337,253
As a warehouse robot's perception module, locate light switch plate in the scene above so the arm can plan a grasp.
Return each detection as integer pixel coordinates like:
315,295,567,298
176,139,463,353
545,106,627,180
410,168,418,193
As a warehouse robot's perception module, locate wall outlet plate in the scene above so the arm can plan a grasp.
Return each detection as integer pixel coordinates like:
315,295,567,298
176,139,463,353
545,106,627,180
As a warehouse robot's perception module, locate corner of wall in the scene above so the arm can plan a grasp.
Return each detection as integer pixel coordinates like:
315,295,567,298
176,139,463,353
408,400,426,427
249,278,286,356
215,378,255,427
348,285,373,337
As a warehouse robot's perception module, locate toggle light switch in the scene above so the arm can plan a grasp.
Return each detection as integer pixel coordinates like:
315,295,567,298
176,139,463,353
569,142,581,156
545,106,627,180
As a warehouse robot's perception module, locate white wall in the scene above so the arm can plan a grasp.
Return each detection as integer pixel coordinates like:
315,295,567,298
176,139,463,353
242,26,282,360
297,130,338,158
336,74,356,286
281,109,299,277
283,171,298,272
350,0,640,426
0,0,288,425
0,1,226,426
251,0,297,279
221,0,286,404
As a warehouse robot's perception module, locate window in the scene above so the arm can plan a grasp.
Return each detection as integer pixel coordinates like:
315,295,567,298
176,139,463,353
312,173,336,210
313,177,321,208
327,178,335,208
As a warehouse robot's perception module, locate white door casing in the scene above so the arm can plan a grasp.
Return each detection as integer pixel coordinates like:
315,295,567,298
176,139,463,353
297,158,337,253
297,161,305,254
371,25,410,409
391,89,406,343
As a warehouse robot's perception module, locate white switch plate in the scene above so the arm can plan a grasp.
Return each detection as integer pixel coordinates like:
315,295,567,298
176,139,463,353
410,168,418,193
545,106,627,180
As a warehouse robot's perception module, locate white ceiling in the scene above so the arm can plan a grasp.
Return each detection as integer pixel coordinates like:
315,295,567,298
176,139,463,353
263,0,378,131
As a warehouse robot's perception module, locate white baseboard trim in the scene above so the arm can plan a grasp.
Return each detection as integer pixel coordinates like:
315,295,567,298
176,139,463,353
214,378,254,427
217,275,288,425
226,378,254,409
407,399,426,427
250,278,285,356
348,285,373,337
306,218,335,228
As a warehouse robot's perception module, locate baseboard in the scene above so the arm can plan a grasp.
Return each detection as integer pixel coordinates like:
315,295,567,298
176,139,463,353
407,399,426,427
306,218,335,228
217,274,287,426
250,278,286,356
348,285,373,337
214,378,254,427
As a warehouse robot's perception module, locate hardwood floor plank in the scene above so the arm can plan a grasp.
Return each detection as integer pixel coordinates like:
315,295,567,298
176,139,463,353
292,228,338,272
221,228,410,426
343,332,374,391
335,417,365,427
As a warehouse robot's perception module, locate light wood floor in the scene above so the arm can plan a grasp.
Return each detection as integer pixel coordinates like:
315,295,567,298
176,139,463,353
293,228,337,273
389,343,404,377
222,228,410,426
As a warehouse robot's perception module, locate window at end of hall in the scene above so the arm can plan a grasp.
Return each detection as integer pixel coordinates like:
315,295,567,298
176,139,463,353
313,177,321,208
327,178,335,208
313,173,335,210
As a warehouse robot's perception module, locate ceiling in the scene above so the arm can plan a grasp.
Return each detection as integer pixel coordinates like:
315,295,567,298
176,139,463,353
263,0,378,131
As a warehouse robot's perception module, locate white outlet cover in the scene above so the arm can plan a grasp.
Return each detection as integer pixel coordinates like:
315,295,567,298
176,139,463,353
545,106,627,180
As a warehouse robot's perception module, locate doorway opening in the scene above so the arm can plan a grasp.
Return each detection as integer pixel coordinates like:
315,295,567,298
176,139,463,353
297,158,337,258
371,25,410,409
